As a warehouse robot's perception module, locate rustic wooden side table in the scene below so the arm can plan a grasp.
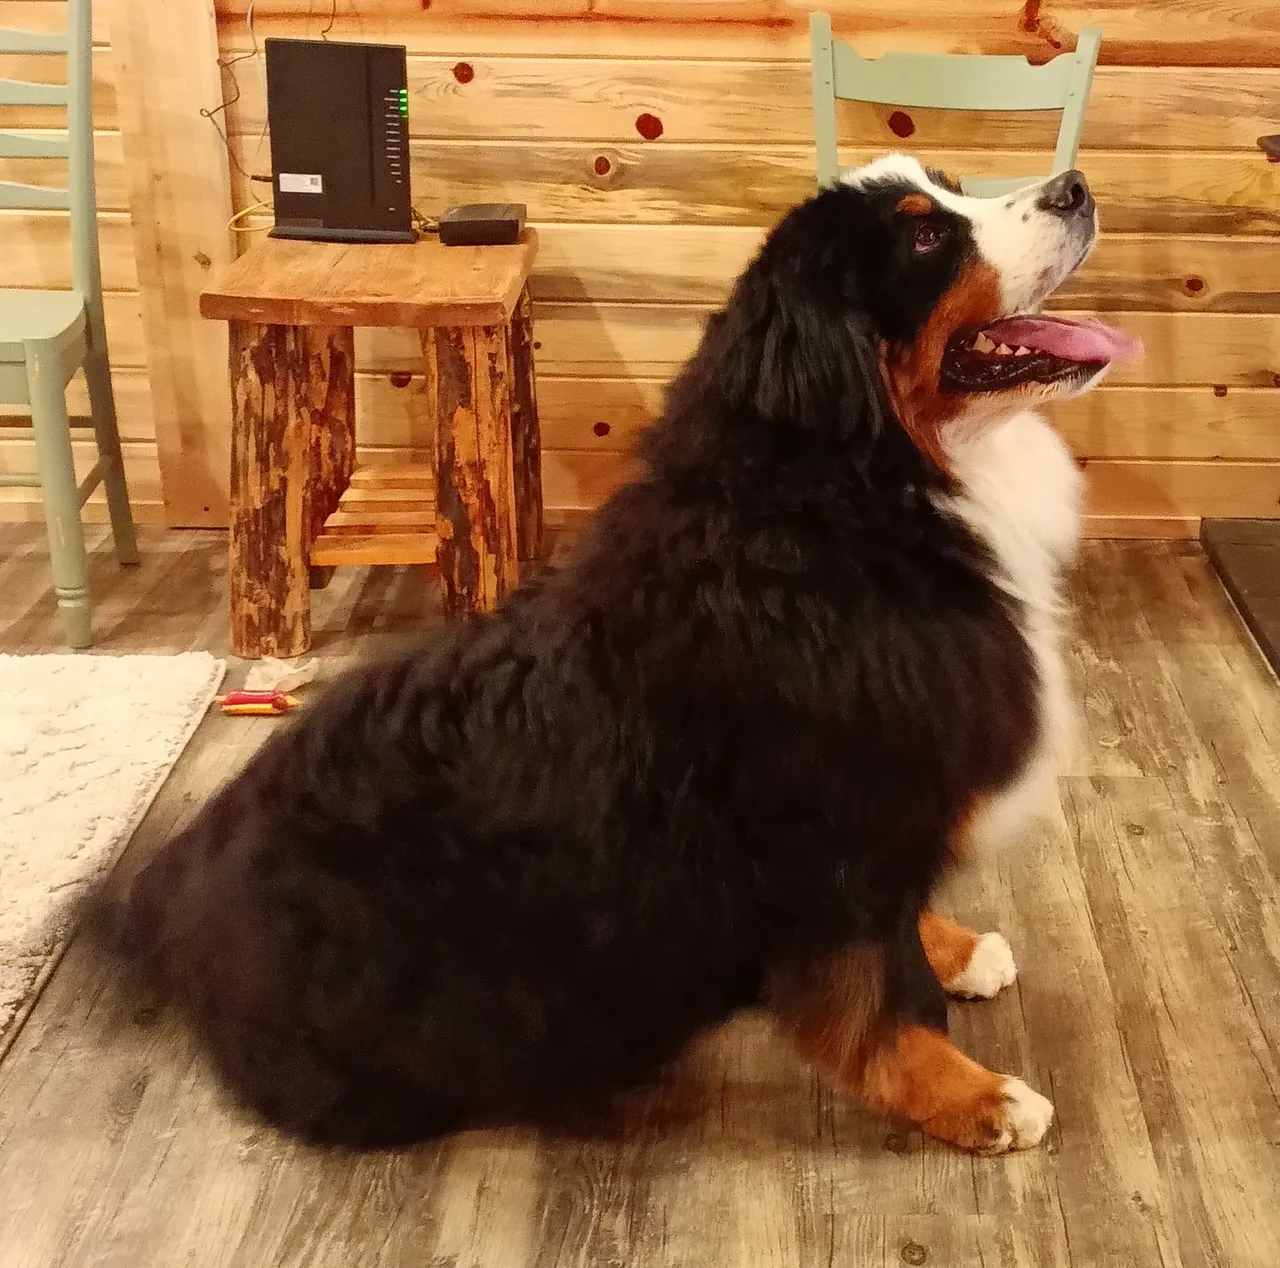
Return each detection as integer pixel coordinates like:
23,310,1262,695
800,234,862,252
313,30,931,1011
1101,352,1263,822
199,232,543,659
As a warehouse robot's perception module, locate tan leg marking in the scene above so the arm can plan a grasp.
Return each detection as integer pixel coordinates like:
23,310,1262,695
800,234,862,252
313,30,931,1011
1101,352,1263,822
862,1025,1052,1153
918,911,979,983
946,796,981,865
919,910,1018,1000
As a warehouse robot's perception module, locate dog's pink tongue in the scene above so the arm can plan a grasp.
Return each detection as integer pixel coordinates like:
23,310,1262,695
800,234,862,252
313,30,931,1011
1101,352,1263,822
989,316,1143,363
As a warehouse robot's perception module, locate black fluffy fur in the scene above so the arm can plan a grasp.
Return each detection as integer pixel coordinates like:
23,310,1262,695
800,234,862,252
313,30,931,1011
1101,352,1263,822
81,183,1039,1148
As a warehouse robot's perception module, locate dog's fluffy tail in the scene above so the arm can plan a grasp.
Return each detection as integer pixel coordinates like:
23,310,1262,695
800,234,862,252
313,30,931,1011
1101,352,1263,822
73,828,194,997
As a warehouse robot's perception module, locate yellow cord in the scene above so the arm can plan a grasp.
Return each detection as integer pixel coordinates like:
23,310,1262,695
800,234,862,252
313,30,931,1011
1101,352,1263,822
228,200,270,233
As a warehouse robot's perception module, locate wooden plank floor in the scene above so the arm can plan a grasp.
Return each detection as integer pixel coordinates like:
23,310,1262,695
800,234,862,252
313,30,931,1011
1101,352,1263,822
1,527,1279,1268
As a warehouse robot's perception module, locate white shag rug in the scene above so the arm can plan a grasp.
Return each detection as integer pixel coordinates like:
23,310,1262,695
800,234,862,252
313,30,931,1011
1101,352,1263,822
0,652,226,1054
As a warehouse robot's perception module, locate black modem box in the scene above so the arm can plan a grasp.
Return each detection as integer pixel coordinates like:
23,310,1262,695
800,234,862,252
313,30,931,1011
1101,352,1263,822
265,37,415,244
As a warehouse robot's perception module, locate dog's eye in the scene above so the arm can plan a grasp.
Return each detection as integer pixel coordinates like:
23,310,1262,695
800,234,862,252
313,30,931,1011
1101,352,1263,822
913,222,949,254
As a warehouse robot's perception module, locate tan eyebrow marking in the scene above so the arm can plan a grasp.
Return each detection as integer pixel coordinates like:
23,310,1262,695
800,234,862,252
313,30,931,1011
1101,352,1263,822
896,192,935,216
926,167,963,195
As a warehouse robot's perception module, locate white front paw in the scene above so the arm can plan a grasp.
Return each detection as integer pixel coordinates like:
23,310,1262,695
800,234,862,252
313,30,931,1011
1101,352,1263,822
945,932,1017,1000
984,1077,1055,1153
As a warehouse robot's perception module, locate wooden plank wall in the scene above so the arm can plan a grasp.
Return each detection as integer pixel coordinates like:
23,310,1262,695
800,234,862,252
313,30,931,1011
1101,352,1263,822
6,0,1280,535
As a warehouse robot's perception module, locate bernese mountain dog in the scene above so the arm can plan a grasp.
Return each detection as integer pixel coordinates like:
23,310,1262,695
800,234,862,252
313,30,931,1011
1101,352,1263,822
82,154,1139,1155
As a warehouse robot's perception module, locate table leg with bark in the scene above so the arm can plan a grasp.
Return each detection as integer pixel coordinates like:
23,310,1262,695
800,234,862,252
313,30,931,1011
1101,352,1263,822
509,287,544,565
227,321,356,658
305,329,356,591
422,323,520,617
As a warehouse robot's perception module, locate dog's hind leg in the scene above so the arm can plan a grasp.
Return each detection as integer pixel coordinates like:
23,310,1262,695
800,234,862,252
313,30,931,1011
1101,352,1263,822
918,910,1017,1000
197,991,467,1150
769,912,1052,1154
213,1033,465,1149
282,1068,466,1149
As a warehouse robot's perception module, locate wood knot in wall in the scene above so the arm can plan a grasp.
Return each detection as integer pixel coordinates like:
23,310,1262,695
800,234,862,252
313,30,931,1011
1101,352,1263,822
635,112,664,141
589,151,622,187
887,110,915,138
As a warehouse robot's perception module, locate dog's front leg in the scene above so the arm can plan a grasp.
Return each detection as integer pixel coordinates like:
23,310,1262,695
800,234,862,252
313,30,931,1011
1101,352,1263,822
767,914,1052,1154
917,910,1018,1000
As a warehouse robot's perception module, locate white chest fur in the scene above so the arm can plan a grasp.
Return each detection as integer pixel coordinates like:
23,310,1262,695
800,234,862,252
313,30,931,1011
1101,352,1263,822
937,409,1084,852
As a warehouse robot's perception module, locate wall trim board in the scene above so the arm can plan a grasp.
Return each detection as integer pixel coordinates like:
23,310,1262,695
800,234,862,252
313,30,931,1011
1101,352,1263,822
111,0,235,527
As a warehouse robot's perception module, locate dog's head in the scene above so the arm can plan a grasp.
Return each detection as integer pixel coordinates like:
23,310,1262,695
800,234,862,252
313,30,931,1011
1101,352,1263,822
672,153,1139,476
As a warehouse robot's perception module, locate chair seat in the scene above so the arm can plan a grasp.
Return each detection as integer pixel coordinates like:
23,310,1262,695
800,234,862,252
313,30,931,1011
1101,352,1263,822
0,289,87,358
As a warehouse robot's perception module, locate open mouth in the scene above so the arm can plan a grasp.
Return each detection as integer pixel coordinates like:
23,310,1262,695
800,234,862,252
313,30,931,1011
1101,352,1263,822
941,316,1142,394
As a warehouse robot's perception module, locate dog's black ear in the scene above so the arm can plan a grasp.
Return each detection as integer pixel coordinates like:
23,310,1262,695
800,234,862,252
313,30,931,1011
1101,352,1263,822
756,299,893,445
642,216,907,477
710,258,897,454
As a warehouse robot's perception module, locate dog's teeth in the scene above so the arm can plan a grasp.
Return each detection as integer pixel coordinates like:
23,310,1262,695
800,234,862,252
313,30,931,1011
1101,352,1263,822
1014,345,1031,356
996,344,1013,356
974,332,996,353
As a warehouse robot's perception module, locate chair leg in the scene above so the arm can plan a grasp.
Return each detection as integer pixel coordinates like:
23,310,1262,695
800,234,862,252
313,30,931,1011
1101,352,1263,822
84,348,140,566
27,346,92,649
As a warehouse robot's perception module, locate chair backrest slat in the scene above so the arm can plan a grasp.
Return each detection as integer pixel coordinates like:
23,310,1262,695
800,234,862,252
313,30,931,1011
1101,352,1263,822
0,78,69,107
830,44,1075,112
809,11,1102,195
1052,25,1101,174
65,0,104,335
0,27,68,54
0,130,70,159
0,178,70,209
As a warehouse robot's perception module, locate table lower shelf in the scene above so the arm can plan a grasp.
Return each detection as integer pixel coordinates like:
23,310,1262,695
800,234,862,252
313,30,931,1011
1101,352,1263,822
309,463,439,568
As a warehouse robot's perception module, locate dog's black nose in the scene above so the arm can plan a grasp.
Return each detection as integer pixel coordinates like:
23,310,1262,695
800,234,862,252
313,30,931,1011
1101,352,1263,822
1036,169,1093,219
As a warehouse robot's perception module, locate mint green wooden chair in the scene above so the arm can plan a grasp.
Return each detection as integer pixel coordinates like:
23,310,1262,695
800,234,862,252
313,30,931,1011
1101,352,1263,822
1,0,137,648
810,12,1101,197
